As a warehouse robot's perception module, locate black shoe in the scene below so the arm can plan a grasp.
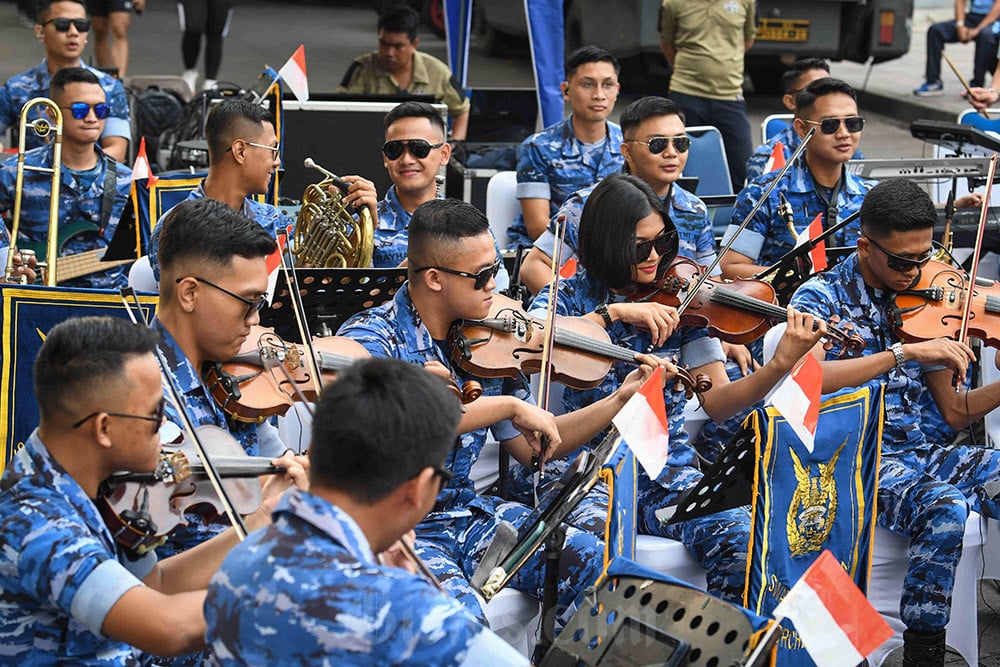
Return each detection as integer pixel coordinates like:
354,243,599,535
902,629,946,667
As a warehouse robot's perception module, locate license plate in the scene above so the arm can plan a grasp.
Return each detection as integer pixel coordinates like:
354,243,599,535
757,18,809,42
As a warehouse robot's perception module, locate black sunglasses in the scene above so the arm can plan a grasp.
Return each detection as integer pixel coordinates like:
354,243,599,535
804,116,865,134
43,17,91,32
635,231,678,263
382,139,445,160
72,398,166,436
62,102,110,120
863,235,932,272
415,259,502,291
178,276,268,320
626,136,691,154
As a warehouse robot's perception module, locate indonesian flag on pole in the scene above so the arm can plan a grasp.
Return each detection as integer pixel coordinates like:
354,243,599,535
278,45,309,102
559,256,577,279
774,550,892,667
612,366,669,479
131,137,157,186
265,225,293,302
767,352,822,453
794,213,828,272
764,141,786,173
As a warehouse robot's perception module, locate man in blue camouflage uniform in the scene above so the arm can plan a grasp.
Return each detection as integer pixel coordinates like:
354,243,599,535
205,358,529,666
339,198,667,625
507,46,624,249
790,178,1000,666
524,175,825,604
0,67,131,289
0,316,304,664
745,59,865,184
0,0,130,162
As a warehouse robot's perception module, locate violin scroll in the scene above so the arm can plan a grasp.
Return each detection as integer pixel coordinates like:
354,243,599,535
673,368,713,400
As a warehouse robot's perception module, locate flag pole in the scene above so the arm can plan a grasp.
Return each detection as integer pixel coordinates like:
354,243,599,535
743,617,784,666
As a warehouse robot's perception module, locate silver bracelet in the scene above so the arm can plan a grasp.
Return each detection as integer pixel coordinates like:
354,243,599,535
890,342,905,368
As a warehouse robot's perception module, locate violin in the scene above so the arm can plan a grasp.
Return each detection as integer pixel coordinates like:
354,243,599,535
205,326,482,423
448,293,711,398
98,424,284,555
636,256,866,356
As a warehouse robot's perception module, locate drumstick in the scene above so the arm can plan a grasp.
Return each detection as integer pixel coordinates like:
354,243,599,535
943,50,991,119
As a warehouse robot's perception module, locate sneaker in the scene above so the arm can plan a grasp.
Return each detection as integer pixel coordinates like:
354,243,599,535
913,80,944,96
181,69,198,95
202,79,217,91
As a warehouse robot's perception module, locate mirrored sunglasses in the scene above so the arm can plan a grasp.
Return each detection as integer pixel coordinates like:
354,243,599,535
63,102,110,120
382,139,444,160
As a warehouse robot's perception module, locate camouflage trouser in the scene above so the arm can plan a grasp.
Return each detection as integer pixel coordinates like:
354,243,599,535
507,456,611,536
414,500,605,630
691,359,752,463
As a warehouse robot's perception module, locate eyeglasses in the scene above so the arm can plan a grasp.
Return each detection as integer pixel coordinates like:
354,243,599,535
72,398,166,435
414,259,502,291
863,235,932,272
61,102,110,120
43,17,91,32
803,116,865,134
635,231,677,263
625,136,691,154
382,139,445,160
179,276,268,320
242,140,280,156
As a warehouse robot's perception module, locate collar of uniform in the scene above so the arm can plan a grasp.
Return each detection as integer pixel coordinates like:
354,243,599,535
409,51,433,87
666,182,706,215
276,487,377,565
151,317,205,399
559,117,623,159
378,185,410,231
393,282,440,356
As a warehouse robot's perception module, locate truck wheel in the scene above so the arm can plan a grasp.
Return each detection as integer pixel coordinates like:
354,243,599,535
423,0,445,38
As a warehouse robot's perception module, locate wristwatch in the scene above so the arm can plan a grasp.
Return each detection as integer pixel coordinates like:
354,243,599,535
889,342,905,368
595,303,613,328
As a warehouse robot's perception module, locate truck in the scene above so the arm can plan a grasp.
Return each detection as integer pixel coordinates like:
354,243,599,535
476,0,915,94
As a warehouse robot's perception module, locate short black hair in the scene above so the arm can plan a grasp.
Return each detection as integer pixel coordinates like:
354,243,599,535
33,316,159,421
49,66,102,101
310,358,461,503
384,100,446,138
378,5,420,41
781,58,830,95
578,173,677,290
36,0,86,23
158,198,277,274
565,45,620,79
860,179,937,239
205,98,275,163
620,96,685,136
407,198,491,275
795,77,857,119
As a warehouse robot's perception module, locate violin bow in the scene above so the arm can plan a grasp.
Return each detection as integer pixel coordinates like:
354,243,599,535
119,288,250,541
276,226,323,409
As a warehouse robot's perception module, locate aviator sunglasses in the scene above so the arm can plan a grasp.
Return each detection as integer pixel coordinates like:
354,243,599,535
804,116,865,134
415,259,502,290
62,102,110,120
382,139,445,160
43,17,91,32
635,231,677,263
863,235,932,272
626,136,691,154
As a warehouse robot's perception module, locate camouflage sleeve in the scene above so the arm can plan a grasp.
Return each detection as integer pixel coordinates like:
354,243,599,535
147,222,163,283
721,179,772,261
788,277,835,321
744,143,773,184
516,137,552,201
102,79,132,141
0,156,16,214
0,83,14,133
337,312,400,359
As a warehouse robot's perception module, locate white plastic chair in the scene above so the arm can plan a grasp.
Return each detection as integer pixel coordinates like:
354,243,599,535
127,255,158,293
485,170,519,249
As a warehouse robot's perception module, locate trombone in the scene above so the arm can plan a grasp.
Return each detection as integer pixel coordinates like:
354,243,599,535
7,97,62,286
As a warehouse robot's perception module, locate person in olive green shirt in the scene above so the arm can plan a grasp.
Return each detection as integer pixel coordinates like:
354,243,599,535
660,0,756,189
338,5,470,140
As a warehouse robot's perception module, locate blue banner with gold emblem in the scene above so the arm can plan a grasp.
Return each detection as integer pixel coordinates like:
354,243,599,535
601,435,636,566
745,382,884,665
0,285,158,473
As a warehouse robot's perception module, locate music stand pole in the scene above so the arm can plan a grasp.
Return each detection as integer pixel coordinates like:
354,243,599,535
532,525,567,663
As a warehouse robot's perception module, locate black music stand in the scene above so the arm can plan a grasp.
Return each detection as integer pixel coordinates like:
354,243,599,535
259,267,406,341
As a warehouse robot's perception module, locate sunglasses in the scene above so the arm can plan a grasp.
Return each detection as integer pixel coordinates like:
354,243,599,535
62,102,110,120
863,235,932,272
179,276,268,320
804,116,865,134
635,231,677,263
43,17,91,32
382,139,445,160
72,397,166,436
415,259,502,290
625,136,691,154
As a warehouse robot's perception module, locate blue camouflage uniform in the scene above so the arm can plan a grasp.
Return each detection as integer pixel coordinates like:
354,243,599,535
337,284,605,625
0,431,156,665
373,184,511,292
745,125,864,184
204,488,529,666
147,182,294,283
507,117,624,249
528,268,751,604
791,252,1000,632
722,160,876,269
0,60,131,151
0,145,132,288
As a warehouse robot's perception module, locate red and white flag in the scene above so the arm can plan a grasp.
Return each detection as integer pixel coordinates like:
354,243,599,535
279,45,309,102
774,550,892,667
794,213,828,272
767,352,822,452
764,141,786,173
559,256,577,279
265,225,293,302
131,137,157,186
612,366,669,479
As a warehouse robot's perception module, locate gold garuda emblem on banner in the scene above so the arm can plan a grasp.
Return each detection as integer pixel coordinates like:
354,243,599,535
786,439,847,557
